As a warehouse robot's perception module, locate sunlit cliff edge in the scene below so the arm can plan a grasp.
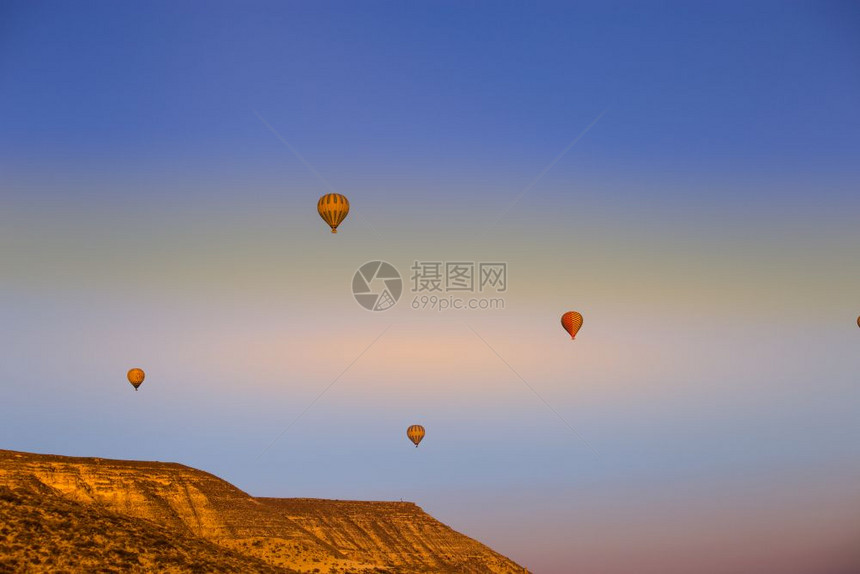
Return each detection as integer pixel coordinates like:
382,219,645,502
0,449,527,573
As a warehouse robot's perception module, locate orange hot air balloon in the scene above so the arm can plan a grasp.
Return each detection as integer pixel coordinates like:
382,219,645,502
857,315,860,329
317,193,350,233
127,368,145,391
407,425,425,448
561,311,583,340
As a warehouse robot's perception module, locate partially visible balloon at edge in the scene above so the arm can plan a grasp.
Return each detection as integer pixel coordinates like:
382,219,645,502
561,311,583,340
127,368,145,391
407,425,425,448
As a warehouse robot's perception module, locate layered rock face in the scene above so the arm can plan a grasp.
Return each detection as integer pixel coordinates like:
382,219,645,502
0,449,526,573
261,498,524,573
0,483,289,573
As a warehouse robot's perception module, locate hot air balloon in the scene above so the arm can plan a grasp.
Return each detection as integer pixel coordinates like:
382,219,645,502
317,193,349,233
561,311,583,340
127,368,145,391
407,425,425,448
857,315,860,329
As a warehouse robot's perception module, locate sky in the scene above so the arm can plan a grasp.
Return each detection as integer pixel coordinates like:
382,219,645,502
2,1,860,572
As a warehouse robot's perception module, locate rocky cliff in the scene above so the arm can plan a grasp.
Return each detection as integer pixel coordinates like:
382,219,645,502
0,482,289,573
0,449,526,573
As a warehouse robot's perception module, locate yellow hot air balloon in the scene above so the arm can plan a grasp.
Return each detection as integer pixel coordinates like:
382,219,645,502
407,425,425,448
317,193,349,233
561,311,583,340
127,368,145,391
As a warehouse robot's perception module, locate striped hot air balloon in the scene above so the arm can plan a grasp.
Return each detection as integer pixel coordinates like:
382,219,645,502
561,311,583,340
317,193,350,233
407,425,425,448
127,368,145,391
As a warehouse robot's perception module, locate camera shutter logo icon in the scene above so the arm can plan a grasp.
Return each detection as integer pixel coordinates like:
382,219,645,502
352,261,402,311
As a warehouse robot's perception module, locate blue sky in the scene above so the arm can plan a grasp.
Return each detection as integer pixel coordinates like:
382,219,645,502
3,1,858,181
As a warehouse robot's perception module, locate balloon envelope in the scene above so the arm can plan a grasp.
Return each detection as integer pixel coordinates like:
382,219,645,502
317,193,350,233
127,368,145,391
407,425,425,447
561,311,583,339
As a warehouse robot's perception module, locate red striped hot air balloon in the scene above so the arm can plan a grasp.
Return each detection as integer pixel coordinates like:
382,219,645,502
317,193,349,233
561,311,583,340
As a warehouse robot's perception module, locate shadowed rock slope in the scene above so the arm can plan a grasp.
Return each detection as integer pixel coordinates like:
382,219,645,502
0,449,526,573
0,483,291,573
